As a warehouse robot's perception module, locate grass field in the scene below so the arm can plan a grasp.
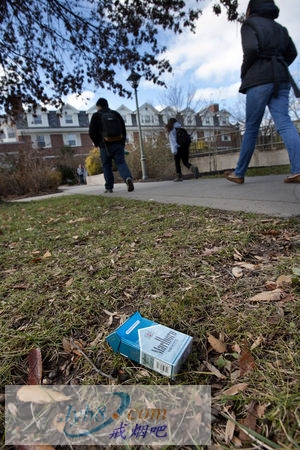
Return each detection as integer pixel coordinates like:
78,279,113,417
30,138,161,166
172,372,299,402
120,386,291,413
1,194,299,449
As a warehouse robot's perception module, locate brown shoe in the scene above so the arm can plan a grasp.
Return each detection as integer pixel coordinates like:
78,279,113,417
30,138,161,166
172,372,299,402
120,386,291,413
284,173,300,183
226,172,244,184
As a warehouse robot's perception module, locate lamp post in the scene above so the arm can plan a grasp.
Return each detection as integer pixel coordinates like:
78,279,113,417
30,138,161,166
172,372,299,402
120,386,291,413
127,70,148,180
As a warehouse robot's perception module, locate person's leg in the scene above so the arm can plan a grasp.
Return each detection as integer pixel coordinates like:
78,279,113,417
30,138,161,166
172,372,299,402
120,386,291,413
268,83,300,176
181,147,200,178
174,153,182,181
100,146,114,191
181,147,192,169
112,143,134,191
234,84,273,178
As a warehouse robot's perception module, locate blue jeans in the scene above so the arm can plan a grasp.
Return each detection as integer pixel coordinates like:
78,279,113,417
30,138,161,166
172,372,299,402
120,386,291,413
235,82,300,177
100,143,132,190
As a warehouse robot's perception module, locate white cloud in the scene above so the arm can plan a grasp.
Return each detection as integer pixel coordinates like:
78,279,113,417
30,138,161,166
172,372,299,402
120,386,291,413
65,0,300,111
159,0,300,107
65,91,96,110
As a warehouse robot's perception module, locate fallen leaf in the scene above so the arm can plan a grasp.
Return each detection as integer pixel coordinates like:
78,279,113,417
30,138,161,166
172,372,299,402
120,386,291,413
233,249,243,261
202,246,222,256
225,412,236,444
256,404,268,419
207,333,227,353
203,361,226,379
17,386,71,404
248,288,285,302
28,348,43,385
90,330,104,347
250,336,263,350
238,401,257,442
219,383,248,397
236,262,257,271
276,275,293,288
65,278,73,287
265,280,277,290
231,343,241,354
232,267,243,278
239,341,256,377
62,337,84,356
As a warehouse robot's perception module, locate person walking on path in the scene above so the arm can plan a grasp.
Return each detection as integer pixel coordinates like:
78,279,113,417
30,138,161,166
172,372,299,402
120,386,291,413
226,0,300,185
89,98,134,193
77,164,85,185
166,118,200,182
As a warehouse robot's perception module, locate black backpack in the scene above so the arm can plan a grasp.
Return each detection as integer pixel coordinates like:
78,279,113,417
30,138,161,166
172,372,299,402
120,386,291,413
176,128,191,147
100,109,123,143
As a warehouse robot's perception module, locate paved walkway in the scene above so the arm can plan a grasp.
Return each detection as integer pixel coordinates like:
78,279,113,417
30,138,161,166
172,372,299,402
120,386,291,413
15,175,300,218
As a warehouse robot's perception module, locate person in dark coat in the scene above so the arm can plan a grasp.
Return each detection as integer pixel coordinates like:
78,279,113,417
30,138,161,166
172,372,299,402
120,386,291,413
89,98,134,193
226,0,300,184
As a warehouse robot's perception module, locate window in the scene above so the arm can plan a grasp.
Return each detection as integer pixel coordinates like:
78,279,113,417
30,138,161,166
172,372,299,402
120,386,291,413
33,134,51,148
143,115,151,124
37,135,46,147
65,114,73,124
7,127,16,138
63,134,79,146
33,115,42,125
221,134,231,142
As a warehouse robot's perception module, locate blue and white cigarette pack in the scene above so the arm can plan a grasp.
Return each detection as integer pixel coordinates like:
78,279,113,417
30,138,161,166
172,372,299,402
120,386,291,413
106,311,193,377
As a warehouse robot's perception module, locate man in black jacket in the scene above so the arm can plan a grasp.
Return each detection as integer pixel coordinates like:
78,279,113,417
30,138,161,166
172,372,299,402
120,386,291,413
89,98,134,193
226,0,300,184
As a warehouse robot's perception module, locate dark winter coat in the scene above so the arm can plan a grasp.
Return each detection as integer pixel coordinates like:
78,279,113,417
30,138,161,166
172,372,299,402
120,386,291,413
239,14,297,94
89,108,126,147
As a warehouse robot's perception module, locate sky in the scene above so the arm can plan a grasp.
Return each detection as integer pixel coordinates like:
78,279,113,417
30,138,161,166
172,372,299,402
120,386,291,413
66,0,300,114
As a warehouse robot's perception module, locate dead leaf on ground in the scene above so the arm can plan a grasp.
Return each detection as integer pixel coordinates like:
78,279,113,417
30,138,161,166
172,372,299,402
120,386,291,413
42,251,52,259
90,330,104,347
202,246,223,256
28,348,43,385
250,336,264,351
12,284,29,290
276,275,293,288
256,403,268,419
203,361,226,379
248,288,285,302
217,383,248,397
236,262,257,271
239,341,256,377
238,401,257,442
62,337,84,356
225,412,236,444
231,343,241,354
207,333,227,353
17,385,71,404
232,267,243,278
265,280,277,290
68,217,92,223
65,278,73,287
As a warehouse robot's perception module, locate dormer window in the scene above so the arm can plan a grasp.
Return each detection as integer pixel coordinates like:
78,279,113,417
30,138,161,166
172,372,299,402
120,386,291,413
33,115,42,125
65,114,73,124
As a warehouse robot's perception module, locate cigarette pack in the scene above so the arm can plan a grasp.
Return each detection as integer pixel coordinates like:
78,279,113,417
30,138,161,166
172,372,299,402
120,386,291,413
106,311,193,378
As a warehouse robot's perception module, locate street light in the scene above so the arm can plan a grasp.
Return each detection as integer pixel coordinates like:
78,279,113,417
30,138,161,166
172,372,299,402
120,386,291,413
127,70,148,180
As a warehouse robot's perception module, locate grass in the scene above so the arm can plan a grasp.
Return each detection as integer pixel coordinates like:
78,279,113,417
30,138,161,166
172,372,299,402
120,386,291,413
0,194,299,449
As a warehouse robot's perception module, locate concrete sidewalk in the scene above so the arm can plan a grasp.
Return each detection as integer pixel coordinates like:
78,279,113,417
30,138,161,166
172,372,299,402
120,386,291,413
15,174,300,218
